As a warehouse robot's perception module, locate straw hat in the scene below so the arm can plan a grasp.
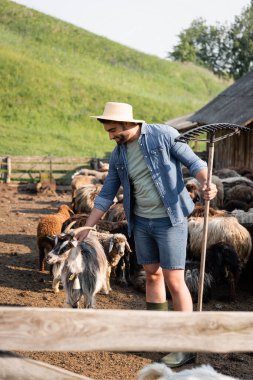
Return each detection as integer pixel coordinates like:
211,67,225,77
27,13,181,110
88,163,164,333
91,102,145,123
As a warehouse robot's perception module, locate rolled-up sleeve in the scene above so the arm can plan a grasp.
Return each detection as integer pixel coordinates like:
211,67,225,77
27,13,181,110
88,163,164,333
168,127,207,177
94,150,121,213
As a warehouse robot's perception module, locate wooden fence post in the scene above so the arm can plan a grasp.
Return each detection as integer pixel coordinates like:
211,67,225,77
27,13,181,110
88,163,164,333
6,156,11,183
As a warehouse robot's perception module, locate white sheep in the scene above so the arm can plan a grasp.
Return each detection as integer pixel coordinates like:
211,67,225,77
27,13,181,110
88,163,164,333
137,363,238,380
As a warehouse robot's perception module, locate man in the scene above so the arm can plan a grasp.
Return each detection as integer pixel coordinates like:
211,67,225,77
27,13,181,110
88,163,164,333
76,102,217,367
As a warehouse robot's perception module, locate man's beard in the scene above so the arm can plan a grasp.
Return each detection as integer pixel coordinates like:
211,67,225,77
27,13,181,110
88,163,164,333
114,135,126,144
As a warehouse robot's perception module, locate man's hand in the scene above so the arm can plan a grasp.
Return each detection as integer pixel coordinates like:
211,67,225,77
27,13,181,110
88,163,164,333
75,229,90,242
201,182,217,201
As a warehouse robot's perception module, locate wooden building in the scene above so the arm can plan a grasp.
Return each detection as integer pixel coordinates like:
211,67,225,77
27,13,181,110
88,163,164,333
167,70,253,170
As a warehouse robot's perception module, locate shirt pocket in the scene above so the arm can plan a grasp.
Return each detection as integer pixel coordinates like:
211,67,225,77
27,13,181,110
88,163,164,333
115,164,126,182
150,146,171,167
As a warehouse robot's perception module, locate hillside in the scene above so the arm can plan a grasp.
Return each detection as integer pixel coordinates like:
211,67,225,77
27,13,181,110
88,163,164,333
0,0,231,157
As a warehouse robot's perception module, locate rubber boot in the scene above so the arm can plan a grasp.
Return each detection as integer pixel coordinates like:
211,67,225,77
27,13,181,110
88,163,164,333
146,301,168,311
147,301,196,367
160,352,196,368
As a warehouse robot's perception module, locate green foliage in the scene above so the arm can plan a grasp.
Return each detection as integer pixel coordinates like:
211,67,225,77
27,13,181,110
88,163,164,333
229,0,253,79
169,2,253,79
0,0,230,157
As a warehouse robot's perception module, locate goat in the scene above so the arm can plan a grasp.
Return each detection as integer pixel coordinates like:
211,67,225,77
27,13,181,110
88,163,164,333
185,175,224,209
46,227,109,308
62,216,137,286
96,231,132,291
37,204,74,272
137,363,238,380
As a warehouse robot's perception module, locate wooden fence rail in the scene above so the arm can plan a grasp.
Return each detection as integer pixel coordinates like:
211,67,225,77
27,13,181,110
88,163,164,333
0,308,253,379
0,156,106,184
1,308,253,353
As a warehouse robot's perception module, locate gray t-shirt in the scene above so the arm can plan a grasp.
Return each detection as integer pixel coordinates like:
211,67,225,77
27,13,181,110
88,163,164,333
126,139,167,218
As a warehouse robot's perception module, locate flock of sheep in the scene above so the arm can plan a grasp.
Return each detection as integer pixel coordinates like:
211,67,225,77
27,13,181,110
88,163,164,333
36,160,253,310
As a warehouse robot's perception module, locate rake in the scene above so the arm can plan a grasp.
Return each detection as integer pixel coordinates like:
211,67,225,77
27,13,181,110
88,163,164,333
175,123,251,311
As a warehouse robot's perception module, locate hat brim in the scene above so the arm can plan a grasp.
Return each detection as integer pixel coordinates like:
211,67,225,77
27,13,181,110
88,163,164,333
90,115,145,123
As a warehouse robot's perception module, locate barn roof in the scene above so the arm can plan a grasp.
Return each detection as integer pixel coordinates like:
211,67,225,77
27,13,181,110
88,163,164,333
189,69,253,127
165,113,197,131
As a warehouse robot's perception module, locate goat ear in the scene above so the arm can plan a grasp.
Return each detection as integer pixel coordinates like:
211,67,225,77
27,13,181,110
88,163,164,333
109,237,114,253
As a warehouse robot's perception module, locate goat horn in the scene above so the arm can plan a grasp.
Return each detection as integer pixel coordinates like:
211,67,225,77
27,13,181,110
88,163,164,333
64,220,76,233
125,241,132,252
72,226,97,236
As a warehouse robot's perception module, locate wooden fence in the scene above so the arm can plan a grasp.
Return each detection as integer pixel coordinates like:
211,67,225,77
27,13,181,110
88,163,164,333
0,307,253,379
0,156,106,185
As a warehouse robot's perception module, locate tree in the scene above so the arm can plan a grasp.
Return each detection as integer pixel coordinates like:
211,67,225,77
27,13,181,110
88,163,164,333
168,1,253,79
228,0,253,79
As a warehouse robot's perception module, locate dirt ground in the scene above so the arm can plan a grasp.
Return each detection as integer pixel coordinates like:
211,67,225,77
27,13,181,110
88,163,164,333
0,183,252,380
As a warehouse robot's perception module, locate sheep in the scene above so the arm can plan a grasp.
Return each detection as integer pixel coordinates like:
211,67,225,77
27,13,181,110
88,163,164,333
137,363,238,380
71,174,99,199
187,216,252,269
37,204,74,272
185,242,240,302
225,184,253,205
221,177,253,202
214,168,241,179
72,184,102,214
185,175,224,209
231,208,253,224
72,168,108,183
96,231,132,291
103,203,126,221
46,227,110,308
189,205,229,218
223,199,249,212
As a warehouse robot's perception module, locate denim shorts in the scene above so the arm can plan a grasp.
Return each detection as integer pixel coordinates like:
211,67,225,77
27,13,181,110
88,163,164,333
133,215,188,269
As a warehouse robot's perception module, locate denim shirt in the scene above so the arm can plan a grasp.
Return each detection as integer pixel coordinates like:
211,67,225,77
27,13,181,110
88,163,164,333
94,123,207,235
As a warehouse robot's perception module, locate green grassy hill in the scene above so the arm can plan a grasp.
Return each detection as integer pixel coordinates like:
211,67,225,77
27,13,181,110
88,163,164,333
0,0,231,158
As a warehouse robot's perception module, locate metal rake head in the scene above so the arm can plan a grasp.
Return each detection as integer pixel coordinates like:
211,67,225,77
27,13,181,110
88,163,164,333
175,123,252,143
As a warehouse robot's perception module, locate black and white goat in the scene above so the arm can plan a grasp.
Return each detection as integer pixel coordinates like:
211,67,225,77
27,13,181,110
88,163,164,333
46,227,109,308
